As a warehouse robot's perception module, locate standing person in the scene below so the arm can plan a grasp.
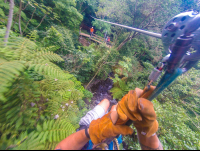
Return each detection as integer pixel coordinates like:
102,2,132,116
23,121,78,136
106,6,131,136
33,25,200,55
107,36,110,44
105,36,108,43
90,27,94,37
55,86,163,150
104,31,107,42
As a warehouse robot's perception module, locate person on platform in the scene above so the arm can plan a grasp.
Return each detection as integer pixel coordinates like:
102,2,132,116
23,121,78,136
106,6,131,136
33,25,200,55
90,27,94,37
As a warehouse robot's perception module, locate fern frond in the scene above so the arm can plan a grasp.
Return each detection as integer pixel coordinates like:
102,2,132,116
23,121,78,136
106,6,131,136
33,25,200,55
12,120,75,150
0,61,25,102
0,1,10,10
11,131,45,150
0,8,5,17
27,59,64,79
35,49,64,62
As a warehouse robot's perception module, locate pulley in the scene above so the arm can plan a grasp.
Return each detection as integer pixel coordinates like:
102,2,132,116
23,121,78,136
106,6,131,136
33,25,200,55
162,11,200,54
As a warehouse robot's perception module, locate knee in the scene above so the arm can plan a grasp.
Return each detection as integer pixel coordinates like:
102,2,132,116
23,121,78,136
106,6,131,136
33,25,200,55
98,99,110,112
102,98,110,106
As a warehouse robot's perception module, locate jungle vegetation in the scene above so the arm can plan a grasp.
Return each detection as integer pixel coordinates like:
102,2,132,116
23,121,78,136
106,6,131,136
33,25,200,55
0,0,199,150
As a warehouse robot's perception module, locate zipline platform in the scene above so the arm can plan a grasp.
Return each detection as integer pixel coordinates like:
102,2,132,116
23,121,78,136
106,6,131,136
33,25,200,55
79,32,113,48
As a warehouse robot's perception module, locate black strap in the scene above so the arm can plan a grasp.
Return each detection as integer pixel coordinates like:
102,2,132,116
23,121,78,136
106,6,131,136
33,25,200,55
85,127,90,139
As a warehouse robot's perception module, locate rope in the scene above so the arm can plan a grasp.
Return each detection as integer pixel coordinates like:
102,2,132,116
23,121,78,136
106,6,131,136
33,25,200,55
113,138,120,150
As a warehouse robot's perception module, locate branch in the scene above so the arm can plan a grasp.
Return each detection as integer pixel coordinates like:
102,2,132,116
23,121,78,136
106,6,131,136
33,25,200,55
79,2,83,12
138,4,161,29
81,6,88,13
22,1,29,10
36,14,47,29
132,0,138,26
134,0,138,14
117,32,133,50
142,17,155,29
85,62,105,90
23,7,36,33
85,50,111,89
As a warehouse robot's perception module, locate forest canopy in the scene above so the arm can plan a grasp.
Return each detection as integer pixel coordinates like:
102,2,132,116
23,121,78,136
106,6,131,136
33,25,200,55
0,0,199,150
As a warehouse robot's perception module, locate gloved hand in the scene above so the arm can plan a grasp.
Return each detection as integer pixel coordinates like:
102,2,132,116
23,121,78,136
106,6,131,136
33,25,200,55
89,111,133,145
116,86,158,137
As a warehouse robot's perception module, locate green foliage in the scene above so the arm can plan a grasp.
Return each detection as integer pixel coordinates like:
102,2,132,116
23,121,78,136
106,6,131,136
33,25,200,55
1,0,200,150
6,120,76,150
83,89,93,100
0,60,25,101
63,43,117,82
1,0,82,34
153,99,200,150
110,74,129,99
42,26,64,51
110,61,154,100
41,25,75,54
92,20,112,37
181,0,199,11
0,29,90,149
53,0,83,30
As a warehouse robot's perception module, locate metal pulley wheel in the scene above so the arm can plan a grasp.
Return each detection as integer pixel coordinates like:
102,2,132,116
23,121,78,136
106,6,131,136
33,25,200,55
162,11,200,61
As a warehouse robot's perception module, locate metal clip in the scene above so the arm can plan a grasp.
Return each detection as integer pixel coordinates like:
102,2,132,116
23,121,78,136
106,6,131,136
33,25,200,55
149,68,162,82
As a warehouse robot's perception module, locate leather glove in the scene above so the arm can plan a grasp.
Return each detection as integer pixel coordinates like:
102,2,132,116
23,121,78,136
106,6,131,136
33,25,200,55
89,111,133,145
116,86,158,137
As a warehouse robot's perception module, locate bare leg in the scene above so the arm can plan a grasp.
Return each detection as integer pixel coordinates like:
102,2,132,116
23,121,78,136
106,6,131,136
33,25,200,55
79,99,110,127
98,99,110,113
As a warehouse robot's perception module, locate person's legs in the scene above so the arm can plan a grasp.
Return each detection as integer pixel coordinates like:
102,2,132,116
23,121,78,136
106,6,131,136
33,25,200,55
79,99,110,127
98,99,110,114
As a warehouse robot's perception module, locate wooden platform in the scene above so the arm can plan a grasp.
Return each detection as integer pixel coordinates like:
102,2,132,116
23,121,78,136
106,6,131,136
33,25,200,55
79,32,112,48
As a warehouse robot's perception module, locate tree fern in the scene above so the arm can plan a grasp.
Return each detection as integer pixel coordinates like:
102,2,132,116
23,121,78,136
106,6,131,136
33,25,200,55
0,60,25,102
0,73,41,129
40,77,84,120
35,49,64,62
11,120,76,150
0,1,10,10
0,28,89,150
0,8,5,17
27,59,65,79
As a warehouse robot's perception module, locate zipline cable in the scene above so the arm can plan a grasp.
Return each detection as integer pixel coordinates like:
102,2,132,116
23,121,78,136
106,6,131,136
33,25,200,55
90,16,162,39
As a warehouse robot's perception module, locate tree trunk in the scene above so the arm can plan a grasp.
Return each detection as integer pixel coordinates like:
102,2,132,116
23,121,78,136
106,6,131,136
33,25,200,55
117,32,137,51
19,0,23,36
4,0,14,45
117,36,132,51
